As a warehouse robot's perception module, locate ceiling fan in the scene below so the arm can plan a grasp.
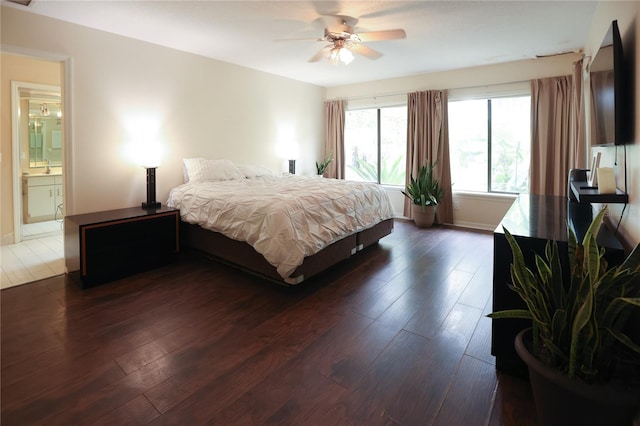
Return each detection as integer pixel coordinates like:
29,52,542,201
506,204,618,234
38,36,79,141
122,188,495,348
302,15,406,65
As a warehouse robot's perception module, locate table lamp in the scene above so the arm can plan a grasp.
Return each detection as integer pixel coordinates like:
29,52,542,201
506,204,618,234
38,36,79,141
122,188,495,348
139,148,162,209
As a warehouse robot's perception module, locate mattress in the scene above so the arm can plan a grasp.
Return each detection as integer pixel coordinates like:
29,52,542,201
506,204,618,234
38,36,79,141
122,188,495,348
167,175,394,279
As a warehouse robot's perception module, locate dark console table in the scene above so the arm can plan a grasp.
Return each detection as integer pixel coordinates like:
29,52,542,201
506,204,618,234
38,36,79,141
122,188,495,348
65,206,180,288
491,194,625,377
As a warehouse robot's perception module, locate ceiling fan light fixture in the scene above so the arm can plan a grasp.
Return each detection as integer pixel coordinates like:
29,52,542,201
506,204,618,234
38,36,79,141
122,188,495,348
329,46,354,65
304,16,405,65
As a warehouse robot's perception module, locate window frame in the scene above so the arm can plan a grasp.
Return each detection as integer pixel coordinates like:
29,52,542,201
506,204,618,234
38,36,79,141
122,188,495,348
448,84,531,195
344,103,407,186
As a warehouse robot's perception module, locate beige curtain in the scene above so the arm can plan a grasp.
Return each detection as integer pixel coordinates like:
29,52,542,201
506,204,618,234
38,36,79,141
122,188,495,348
530,70,584,196
404,90,453,224
324,100,345,179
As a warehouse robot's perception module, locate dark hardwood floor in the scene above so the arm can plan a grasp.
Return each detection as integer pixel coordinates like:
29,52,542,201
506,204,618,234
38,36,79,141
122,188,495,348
1,220,537,425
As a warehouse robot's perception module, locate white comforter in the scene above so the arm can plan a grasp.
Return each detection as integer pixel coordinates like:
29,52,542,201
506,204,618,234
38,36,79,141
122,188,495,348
167,175,394,280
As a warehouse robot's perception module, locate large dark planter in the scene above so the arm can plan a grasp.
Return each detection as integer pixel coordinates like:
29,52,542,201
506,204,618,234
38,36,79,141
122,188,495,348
515,329,640,426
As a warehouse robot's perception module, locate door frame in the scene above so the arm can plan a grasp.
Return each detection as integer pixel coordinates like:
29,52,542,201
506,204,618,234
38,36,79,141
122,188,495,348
4,44,73,246
11,81,64,242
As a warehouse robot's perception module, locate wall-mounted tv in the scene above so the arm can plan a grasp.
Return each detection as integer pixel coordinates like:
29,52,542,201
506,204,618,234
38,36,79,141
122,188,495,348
589,20,629,146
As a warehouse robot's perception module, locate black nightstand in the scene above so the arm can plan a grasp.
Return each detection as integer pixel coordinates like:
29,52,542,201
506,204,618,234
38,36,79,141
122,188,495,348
64,206,180,288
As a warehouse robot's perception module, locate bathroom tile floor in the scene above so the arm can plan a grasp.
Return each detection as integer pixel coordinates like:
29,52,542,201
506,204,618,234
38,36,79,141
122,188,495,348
1,221,64,290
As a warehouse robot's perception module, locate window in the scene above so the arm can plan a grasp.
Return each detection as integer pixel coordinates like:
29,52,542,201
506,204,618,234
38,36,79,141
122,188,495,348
448,96,530,193
344,106,407,185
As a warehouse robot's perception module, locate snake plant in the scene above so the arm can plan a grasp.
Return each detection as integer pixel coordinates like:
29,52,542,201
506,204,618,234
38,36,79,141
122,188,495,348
489,208,640,383
315,151,333,175
401,161,444,212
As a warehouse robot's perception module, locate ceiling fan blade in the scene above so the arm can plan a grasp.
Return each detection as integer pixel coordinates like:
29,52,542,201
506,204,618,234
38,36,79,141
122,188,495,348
274,37,324,43
360,3,427,19
350,44,382,60
357,29,406,42
309,47,328,62
321,14,358,34
311,0,340,17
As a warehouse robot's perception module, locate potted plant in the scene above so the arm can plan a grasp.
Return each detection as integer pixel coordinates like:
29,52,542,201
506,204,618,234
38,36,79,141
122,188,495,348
401,161,443,228
489,208,640,425
316,151,333,177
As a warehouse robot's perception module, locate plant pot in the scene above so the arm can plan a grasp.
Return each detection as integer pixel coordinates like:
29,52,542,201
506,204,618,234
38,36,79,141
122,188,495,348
411,204,436,228
515,328,640,426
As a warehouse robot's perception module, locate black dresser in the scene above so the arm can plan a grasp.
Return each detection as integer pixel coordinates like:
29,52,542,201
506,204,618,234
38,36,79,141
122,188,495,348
65,206,180,288
491,194,625,377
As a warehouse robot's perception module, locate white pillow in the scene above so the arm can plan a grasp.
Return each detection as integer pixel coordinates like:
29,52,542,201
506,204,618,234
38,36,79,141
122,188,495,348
183,158,244,183
237,164,274,179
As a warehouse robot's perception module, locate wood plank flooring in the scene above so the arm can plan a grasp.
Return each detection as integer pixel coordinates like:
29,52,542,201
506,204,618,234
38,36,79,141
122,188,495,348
1,220,537,425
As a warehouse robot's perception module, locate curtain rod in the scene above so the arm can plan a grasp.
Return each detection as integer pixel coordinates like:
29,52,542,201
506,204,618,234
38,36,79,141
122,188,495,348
329,79,534,102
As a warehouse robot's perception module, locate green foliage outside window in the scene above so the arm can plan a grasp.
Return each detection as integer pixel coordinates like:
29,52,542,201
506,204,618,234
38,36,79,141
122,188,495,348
347,156,405,186
492,136,528,193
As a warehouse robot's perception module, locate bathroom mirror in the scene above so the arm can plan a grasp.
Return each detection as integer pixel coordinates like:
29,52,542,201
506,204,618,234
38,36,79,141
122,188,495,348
19,89,62,168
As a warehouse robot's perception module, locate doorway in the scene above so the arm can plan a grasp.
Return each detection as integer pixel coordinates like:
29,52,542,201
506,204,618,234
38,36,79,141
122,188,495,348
11,82,64,242
0,50,72,289
1,53,67,289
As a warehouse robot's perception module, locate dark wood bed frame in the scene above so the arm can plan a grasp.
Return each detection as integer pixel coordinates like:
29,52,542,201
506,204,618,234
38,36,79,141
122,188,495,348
181,218,394,285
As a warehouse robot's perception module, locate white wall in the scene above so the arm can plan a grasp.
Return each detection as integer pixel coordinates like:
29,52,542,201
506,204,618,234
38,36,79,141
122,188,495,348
326,54,581,101
327,55,580,230
1,6,325,221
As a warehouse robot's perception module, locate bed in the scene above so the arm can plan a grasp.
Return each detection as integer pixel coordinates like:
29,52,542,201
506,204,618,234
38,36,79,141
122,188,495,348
167,158,395,285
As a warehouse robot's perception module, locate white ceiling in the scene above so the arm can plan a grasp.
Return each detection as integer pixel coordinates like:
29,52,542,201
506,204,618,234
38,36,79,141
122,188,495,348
4,0,598,87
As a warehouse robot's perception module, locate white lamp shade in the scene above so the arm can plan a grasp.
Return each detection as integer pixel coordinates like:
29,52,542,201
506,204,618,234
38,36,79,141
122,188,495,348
140,151,162,168
130,141,163,168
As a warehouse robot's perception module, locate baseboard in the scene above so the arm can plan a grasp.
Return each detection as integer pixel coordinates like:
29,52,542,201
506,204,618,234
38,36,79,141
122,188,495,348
452,220,497,232
1,233,15,246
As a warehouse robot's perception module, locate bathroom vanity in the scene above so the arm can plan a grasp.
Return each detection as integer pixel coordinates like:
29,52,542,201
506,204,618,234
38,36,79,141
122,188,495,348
22,174,63,223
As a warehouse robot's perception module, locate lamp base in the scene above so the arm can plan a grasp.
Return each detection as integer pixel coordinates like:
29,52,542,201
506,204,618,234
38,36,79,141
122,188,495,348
142,167,161,210
142,201,161,209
